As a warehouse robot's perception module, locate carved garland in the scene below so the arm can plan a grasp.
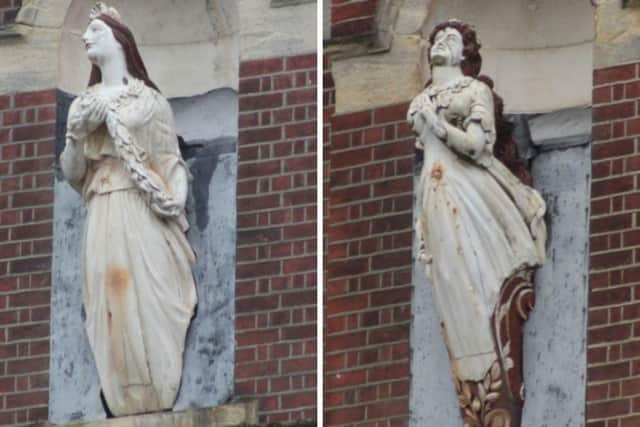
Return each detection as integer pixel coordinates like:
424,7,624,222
78,79,182,218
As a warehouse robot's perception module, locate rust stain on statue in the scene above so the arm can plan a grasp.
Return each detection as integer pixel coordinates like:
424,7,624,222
431,162,444,180
107,266,130,297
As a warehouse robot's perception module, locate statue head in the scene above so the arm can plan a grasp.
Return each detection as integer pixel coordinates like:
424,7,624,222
84,2,158,90
428,20,482,78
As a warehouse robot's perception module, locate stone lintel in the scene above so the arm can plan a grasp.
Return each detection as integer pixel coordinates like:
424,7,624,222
528,107,592,150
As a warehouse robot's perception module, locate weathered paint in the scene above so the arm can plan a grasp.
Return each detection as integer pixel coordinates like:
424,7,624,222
409,113,590,426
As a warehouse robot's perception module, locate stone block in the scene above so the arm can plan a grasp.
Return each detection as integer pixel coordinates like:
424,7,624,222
34,402,257,427
528,107,592,149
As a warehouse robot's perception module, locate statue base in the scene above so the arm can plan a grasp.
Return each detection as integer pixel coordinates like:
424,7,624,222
32,401,258,427
452,270,535,427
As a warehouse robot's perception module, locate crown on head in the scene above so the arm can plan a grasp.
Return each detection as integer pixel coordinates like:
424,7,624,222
89,2,125,25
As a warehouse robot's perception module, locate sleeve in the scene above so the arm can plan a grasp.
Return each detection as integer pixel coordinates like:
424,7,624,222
462,81,496,155
148,94,191,230
442,81,496,166
60,97,88,193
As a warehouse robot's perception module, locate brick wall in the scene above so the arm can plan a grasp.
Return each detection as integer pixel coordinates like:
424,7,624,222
0,89,56,426
324,96,413,426
330,0,378,39
587,62,640,426
0,53,319,425
235,53,318,423
0,0,20,27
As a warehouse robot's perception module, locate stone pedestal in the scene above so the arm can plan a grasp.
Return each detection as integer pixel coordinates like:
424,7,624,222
32,402,258,427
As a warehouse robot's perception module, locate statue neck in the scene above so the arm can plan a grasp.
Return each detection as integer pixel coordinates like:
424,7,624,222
431,65,465,88
97,53,132,87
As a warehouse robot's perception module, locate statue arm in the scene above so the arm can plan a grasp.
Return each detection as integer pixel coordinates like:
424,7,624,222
441,120,489,161
60,97,91,192
443,81,496,164
150,95,190,212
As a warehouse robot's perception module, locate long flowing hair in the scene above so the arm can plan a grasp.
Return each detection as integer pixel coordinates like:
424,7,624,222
426,20,531,185
88,14,159,92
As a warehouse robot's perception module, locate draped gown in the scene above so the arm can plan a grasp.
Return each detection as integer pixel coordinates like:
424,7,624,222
410,77,546,381
60,79,196,415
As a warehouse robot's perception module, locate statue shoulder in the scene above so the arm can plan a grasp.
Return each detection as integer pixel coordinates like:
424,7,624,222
468,79,494,102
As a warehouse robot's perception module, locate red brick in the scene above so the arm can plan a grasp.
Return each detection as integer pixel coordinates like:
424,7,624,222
332,17,375,38
239,93,284,111
285,55,316,71
594,86,612,104
374,103,409,124
239,58,284,77
594,64,637,85
11,123,55,142
593,139,634,159
593,102,636,123
326,406,365,425
587,398,630,419
366,399,409,419
332,111,372,132
14,90,55,108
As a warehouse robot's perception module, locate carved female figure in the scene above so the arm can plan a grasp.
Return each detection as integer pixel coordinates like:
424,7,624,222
409,20,546,425
60,3,196,416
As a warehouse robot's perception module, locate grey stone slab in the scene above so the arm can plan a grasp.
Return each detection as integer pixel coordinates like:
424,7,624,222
37,401,258,427
528,107,592,149
169,89,239,142
49,91,106,424
175,146,237,410
522,144,590,427
50,90,237,423
49,179,106,424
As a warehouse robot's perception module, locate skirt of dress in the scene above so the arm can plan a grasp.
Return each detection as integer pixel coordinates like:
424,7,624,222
82,189,197,416
419,139,539,381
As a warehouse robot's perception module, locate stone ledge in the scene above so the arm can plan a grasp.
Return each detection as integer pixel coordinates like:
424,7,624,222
32,401,258,427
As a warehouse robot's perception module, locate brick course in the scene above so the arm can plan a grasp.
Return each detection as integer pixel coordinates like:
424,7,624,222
0,52,318,426
588,62,640,427
324,56,413,424
330,0,379,39
236,53,318,423
0,89,55,426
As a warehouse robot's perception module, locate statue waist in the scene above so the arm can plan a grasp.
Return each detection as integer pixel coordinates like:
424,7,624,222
83,156,136,198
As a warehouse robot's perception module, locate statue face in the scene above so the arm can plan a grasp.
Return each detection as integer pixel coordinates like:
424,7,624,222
82,18,121,65
430,27,464,67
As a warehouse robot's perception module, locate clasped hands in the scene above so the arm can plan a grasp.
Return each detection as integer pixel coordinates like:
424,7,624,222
408,97,447,147
68,95,112,138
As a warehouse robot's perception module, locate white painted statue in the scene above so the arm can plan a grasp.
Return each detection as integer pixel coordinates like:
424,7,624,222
409,20,547,426
60,3,196,416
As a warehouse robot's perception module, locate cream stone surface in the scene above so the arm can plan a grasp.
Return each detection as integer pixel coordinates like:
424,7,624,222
395,0,431,35
0,26,60,94
422,0,594,113
330,0,594,114
477,44,593,113
237,0,316,60
594,0,640,68
16,0,73,28
0,0,239,96
332,35,423,114
59,0,239,97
